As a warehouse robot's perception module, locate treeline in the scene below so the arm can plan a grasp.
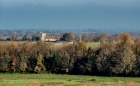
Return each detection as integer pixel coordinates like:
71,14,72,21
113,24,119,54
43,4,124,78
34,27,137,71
0,33,140,76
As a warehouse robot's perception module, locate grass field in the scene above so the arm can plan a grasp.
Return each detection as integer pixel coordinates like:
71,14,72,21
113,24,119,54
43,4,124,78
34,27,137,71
0,74,140,86
86,42,100,48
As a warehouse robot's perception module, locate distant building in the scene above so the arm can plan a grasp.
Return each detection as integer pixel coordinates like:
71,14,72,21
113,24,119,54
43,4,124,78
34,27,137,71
40,33,46,41
40,33,58,42
46,36,57,42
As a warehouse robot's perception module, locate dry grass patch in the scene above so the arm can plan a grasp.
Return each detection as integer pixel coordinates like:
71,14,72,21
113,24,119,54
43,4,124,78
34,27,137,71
90,78,98,82
28,80,40,86
124,80,140,86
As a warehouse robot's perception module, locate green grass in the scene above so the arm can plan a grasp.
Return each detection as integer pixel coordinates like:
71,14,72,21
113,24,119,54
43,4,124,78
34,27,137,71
86,42,100,48
0,74,140,86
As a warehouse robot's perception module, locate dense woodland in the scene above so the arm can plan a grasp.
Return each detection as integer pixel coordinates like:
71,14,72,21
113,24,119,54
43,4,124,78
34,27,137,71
0,33,140,76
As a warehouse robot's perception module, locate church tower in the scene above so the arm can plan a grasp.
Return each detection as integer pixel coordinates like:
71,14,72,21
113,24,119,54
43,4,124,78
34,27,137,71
40,33,46,41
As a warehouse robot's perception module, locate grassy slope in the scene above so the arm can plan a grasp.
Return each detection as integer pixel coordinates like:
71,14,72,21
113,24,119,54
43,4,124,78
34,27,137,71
0,74,140,86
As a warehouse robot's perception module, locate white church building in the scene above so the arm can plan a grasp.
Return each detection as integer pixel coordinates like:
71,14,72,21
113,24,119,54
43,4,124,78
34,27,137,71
40,33,57,42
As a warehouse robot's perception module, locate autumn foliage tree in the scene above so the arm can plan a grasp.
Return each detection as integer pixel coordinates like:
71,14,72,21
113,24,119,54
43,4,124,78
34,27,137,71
34,52,46,73
110,33,136,75
61,33,73,41
10,34,20,41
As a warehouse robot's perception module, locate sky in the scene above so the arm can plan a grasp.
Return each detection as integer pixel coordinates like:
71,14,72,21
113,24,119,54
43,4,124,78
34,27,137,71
0,0,140,30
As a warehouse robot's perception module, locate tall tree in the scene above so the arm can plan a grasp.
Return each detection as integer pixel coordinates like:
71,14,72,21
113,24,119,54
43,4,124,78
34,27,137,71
61,33,73,41
32,32,40,41
10,34,20,41
111,33,136,75
22,33,30,41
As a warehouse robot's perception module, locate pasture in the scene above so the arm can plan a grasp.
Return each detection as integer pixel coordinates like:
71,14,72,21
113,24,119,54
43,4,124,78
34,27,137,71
85,42,100,48
0,74,140,86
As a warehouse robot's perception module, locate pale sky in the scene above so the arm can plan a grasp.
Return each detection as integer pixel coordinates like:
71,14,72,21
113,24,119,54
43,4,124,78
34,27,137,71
0,0,140,30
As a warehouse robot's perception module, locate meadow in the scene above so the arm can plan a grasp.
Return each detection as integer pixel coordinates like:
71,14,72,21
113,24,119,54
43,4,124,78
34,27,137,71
85,42,100,48
0,74,140,86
